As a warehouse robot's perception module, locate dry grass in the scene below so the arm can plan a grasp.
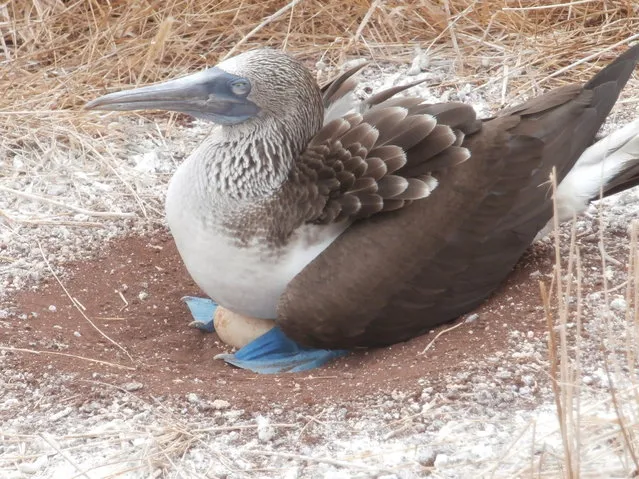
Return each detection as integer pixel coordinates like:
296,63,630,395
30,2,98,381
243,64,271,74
2,0,639,154
533,173,639,477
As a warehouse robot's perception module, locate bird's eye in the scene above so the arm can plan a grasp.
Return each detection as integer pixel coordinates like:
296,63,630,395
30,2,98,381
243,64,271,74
230,79,251,96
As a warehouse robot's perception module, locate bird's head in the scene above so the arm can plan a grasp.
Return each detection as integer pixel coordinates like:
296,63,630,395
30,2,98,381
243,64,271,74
85,49,324,142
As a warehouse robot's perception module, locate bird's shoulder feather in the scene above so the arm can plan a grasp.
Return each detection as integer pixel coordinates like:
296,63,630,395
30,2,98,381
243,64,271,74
293,95,481,225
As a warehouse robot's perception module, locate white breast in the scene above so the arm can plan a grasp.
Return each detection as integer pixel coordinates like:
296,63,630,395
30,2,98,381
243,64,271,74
166,157,348,319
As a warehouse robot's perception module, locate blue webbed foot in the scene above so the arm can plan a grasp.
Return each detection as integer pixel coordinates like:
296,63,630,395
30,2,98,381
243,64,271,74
183,296,216,332
215,327,348,373
182,296,348,373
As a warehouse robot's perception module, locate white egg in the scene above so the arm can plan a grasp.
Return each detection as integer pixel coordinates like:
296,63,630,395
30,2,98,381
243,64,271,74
213,306,275,349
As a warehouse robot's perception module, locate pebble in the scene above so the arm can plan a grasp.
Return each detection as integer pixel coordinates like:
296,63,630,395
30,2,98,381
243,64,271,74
518,386,532,396
48,305,57,312
138,291,149,301
211,399,231,410
434,453,451,468
17,455,48,474
50,406,73,421
323,471,351,479
283,467,300,479
122,382,144,392
417,447,436,466
610,297,627,312
465,313,479,323
256,415,275,443
495,369,512,380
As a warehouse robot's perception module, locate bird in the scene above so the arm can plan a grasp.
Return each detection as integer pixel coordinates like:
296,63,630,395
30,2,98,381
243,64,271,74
85,45,639,373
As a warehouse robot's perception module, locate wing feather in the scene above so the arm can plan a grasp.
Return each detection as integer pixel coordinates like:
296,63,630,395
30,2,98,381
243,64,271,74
297,76,480,225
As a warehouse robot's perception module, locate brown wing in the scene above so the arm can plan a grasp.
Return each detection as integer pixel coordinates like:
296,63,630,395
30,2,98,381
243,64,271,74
292,98,481,225
320,62,368,110
277,44,639,349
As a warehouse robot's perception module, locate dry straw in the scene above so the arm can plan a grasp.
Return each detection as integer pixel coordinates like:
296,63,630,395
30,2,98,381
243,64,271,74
2,0,639,155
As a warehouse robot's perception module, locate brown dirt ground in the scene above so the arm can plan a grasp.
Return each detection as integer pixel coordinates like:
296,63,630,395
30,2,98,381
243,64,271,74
1,229,558,412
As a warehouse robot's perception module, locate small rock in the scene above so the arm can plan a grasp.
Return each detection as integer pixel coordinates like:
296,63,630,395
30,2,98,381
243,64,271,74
13,157,24,170
518,386,532,396
73,331,81,337
187,393,199,404
434,453,451,468
17,455,48,474
122,382,144,392
47,184,68,196
50,406,73,421
465,313,479,323
211,399,230,410
283,466,300,479
256,415,275,443
48,305,57,312
407,47,429,76
133,151,159,174
417,447,436,466
610,297,627,312
138,291,149,301
413,423,426,433
323,470,350,479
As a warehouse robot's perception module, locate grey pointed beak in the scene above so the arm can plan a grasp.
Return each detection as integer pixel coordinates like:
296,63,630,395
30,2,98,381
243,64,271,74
85,67,260,124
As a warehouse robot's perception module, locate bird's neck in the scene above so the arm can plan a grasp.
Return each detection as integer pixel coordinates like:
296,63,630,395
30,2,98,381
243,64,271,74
197,120,305,201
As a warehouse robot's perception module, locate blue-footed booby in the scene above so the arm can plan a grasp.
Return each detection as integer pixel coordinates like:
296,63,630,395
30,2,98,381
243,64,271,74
86,46,639,373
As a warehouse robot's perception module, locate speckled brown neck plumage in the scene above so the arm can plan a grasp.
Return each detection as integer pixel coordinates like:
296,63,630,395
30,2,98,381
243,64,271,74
195,51,325,201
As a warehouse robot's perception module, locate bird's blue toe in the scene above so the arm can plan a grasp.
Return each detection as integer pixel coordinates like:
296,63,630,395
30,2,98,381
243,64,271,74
183,296,216,332
182,296,347,373
215,327,348,374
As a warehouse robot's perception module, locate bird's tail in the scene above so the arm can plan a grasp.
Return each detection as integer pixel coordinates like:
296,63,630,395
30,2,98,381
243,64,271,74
553,118,639,223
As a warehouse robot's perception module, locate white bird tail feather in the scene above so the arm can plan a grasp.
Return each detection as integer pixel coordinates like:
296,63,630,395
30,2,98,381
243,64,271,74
536,119,639,240
554,118,639,222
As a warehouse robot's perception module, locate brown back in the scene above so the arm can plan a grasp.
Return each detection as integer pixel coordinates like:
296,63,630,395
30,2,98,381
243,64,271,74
277,45,639,349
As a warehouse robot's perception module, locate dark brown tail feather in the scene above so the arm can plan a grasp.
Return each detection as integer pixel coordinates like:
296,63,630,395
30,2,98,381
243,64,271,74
604,163,639,197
